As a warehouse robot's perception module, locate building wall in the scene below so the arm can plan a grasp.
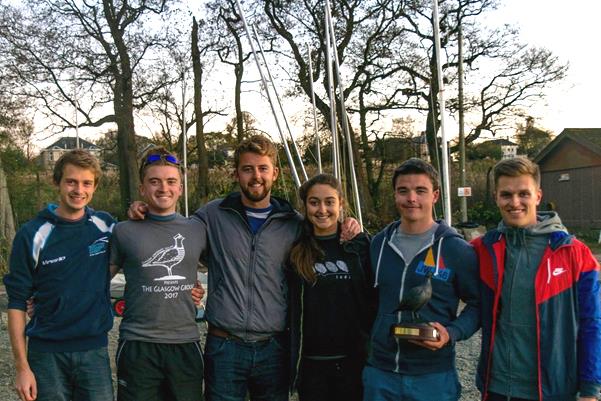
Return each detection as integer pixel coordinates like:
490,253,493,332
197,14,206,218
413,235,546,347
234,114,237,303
538,138,601,229
541,166,601,229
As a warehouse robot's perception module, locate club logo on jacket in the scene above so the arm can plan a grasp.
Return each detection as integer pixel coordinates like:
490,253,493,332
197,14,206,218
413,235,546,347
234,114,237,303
313,260,351,279
142,234,187,281
89,236,109,256
415,247,452,282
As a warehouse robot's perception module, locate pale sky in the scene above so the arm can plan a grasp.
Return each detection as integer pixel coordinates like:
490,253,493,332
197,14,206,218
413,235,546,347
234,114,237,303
491,0,601,135
34,0,601,148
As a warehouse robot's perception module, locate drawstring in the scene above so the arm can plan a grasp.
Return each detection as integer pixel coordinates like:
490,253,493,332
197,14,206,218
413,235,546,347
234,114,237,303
374,236,386,288
434,237,444,277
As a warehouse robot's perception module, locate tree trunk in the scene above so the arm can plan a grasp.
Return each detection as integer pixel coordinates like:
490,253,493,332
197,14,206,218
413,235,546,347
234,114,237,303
192,17,209,203
104,0,139,213
0,157,16,250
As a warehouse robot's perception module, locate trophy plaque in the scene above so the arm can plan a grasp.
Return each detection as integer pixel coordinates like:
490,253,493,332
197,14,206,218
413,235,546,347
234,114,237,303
391,272,440,341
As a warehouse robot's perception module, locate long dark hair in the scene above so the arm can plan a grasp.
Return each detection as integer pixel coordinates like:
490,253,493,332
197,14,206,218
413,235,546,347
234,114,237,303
289,174,344,283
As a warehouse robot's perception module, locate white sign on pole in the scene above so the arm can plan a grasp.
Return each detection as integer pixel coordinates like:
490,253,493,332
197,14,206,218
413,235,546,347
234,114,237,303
458,187,472,197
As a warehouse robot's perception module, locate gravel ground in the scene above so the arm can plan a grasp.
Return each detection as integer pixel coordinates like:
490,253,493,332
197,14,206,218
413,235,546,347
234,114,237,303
0,287,481,401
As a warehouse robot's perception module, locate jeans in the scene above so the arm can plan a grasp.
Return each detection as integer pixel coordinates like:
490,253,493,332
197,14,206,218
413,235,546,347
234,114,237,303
204,334,288,401
28,347,114,401
362,365,461,401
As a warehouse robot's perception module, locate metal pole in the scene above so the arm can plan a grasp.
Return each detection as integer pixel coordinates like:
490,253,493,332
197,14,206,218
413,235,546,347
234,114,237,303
458,22,467,223
307,44,322,174
432,0,452,225
324,0,339,179
252,25,308,182
74,85,80,149
234,0,301,188
325,6,363,229
182,70,189,217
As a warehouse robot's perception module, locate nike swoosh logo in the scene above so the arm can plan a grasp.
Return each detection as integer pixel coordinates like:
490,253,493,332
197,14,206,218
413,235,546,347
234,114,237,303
552,267,567,276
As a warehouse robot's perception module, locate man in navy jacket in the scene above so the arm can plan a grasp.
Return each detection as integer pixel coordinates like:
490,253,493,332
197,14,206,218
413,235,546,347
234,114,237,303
4,150,114,401
364,158,480,401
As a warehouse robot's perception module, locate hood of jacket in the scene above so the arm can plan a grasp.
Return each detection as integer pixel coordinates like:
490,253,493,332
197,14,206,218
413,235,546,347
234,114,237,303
380,218,464,244
38,204,96,225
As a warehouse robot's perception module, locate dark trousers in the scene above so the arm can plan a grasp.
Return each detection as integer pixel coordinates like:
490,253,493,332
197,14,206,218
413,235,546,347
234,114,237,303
116,340,204,401
298,356,363,401
487,392,537,401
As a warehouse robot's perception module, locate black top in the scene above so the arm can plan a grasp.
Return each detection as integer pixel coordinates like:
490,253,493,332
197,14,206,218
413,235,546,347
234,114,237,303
287,232,375,392
302,234,361,357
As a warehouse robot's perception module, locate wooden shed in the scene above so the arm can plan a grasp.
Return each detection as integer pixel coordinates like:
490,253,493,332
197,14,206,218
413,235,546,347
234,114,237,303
534,128,601,229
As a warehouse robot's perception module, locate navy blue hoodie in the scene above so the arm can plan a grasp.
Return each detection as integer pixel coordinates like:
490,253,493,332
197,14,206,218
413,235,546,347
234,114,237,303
367,220,480,374
4,205,115,352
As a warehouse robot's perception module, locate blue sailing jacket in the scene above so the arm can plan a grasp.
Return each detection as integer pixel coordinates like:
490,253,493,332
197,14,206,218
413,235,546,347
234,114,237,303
4,205,115,352
367,220,480,375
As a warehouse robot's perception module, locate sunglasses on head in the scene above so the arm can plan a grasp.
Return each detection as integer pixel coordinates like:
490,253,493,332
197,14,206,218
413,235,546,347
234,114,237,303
144,153,180,166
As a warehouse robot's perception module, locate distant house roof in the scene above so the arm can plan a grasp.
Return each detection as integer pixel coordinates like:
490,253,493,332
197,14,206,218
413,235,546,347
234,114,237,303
44,137,99,151
482,138,518,147
534,128,601,163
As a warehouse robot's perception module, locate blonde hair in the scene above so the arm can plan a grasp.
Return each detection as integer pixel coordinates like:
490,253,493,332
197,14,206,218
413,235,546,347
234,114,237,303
493,157,540,188
53,149,102,186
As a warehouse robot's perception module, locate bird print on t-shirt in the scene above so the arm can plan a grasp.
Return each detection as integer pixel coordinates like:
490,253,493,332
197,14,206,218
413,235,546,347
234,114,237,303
142,233,186,281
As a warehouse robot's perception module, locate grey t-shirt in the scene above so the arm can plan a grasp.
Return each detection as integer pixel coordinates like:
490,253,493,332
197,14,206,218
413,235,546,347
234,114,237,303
110,213,207,343
390,223,439,265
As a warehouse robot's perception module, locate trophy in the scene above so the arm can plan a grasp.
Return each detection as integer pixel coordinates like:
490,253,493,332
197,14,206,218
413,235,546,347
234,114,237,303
391,272,440,341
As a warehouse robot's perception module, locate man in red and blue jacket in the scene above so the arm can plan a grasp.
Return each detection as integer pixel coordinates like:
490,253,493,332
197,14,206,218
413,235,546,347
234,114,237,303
472,157,601,401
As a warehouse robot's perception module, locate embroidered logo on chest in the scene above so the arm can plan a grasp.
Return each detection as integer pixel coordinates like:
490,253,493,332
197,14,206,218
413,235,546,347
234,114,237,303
89,236,109,256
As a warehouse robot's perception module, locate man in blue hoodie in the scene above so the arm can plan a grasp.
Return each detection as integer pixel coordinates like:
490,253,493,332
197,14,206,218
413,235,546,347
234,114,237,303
364,158,480,401
4,150,114,401
473,157,601,401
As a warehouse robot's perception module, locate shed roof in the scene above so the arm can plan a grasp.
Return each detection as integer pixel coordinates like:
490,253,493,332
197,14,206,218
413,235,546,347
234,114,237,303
534,128,601,163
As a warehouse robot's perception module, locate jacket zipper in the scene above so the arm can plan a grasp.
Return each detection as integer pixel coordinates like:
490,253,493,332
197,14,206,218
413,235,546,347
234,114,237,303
386,232,435,373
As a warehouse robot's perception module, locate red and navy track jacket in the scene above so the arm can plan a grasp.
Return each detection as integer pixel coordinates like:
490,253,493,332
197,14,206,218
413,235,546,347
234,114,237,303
472,229,601,401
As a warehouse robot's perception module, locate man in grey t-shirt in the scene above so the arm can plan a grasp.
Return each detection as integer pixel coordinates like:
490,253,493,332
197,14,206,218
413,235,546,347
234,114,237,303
110,147,207,401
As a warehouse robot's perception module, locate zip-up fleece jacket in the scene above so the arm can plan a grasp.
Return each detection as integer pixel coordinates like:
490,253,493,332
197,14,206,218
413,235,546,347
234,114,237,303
287,232,376,392
3,205,115,352
368,220,480,375
473,220,601,401
194,192,303,341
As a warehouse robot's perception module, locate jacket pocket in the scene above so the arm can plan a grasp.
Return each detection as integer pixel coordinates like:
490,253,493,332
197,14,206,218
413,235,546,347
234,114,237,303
368,313,399,369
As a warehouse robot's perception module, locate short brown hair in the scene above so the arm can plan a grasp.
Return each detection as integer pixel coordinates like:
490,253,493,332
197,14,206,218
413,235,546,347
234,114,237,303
493,157,540,188
233,135,278,168
53,149,102,186
138,146,182,182
392,158,440,191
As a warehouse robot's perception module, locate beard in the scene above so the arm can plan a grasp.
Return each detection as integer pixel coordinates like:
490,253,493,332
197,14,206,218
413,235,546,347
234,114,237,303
240,181,271,203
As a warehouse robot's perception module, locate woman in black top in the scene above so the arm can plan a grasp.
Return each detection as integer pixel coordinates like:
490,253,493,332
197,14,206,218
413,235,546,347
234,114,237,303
288,174,375,401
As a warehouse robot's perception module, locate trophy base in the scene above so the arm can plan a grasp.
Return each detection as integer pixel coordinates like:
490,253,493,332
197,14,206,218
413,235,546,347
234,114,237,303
391,323,440,341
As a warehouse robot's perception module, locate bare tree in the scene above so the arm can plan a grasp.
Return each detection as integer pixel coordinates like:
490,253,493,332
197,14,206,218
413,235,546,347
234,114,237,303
261,0,566,216
192,16,227,203
0,0,179,212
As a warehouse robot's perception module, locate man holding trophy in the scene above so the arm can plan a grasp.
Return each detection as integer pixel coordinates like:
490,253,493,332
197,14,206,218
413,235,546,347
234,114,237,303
363,158,480,401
